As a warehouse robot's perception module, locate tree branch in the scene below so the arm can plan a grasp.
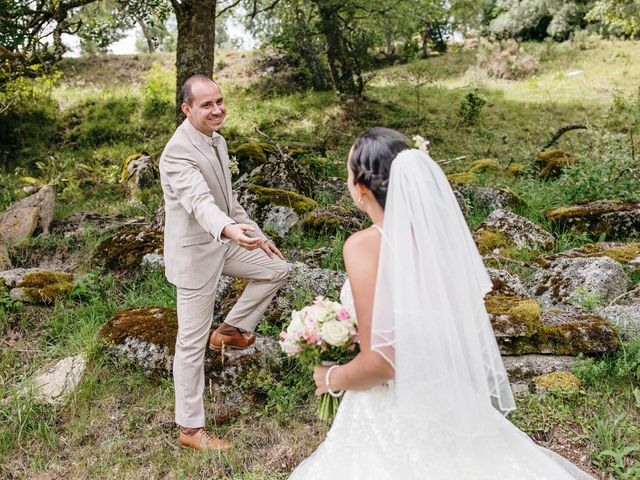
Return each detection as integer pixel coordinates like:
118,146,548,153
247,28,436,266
217,0,242,17
542,124,588,150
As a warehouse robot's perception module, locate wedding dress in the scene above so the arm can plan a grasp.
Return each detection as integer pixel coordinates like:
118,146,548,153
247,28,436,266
289,149,595,480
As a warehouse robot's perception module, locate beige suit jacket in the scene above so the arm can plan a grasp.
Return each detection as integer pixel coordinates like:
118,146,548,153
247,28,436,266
159,119,265,289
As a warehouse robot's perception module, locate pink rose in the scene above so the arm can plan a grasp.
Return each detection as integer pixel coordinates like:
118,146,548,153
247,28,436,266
337,309,350,320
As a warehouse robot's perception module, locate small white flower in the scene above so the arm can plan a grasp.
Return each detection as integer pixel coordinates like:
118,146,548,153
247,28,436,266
229,155,239,175
412,134,430,153
320,320,351,347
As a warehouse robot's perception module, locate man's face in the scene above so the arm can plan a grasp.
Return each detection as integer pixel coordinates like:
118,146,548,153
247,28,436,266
182,80,226,136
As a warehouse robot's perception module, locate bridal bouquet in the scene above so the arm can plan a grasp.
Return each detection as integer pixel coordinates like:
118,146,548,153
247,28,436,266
279,296,359,420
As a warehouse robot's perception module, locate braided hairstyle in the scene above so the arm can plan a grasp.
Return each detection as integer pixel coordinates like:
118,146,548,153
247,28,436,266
349,128,409,209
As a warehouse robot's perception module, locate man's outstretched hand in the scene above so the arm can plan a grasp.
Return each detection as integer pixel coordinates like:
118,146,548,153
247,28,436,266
222,224,265,250
261,240,285,261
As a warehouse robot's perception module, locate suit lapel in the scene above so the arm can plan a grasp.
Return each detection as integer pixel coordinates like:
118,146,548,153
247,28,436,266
181,120,231,214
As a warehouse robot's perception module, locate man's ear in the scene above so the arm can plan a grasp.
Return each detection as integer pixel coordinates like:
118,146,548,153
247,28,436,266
181,103,190,116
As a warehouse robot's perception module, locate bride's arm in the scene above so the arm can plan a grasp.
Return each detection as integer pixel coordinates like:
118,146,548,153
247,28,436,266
313,229,394,394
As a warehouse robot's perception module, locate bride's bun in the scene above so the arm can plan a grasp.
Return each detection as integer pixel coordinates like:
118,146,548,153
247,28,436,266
349,128,409,208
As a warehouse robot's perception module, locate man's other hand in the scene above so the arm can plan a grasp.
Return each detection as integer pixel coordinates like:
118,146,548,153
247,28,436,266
261,241,285,261
222,224,265,250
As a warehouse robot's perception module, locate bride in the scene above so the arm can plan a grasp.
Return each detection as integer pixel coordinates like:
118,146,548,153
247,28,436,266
288,128,596,479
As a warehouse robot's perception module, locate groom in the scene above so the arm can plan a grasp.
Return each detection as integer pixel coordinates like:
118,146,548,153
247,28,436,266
159,75,290,451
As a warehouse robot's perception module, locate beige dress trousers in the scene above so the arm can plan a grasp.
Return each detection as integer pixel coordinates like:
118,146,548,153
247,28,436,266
159,119,290,427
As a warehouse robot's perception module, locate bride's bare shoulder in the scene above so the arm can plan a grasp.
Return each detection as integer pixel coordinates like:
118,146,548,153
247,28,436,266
343,227,381,261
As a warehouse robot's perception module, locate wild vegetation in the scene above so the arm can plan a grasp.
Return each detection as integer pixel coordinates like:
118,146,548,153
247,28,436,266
0,34,639,479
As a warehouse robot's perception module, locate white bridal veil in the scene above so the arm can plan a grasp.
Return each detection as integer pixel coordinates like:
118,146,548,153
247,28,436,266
370,149,595,479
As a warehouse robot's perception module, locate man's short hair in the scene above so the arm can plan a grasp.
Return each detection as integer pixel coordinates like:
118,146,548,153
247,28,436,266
180,75,219,106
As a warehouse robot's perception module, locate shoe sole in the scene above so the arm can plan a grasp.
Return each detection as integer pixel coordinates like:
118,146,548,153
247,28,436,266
209,342,254,351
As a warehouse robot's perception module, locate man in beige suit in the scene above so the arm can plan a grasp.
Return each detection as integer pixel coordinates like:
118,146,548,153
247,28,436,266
159,75,290,451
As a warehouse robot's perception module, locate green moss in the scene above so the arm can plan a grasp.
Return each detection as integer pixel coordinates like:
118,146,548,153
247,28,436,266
467,158,500,173
299,206,363,236
485,295,542,336
447,172,477,184
532,371,581,394
93,228,163,271
603,243,640,263
120,152,146,182
230,143,269,166
475,228,510,255
506,162,526,176
17,271,74,304
501,311,619,355
98,307,178,355
535,148,578,179
247,185,317,214
546,200,638,221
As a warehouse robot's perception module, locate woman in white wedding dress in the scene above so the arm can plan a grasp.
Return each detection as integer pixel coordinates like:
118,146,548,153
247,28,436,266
288,128,596,480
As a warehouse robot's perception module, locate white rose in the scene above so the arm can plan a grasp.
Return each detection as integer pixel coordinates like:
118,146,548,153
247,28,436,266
320,320,351,347
287,311,304,335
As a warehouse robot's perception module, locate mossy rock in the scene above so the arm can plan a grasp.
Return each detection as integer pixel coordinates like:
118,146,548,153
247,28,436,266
299,205,365,236
229,143,270,175
93,227,163,271
545,200,640,240
475,228,510,255
553,242,640,265
447,172,477,184
99,307,178,355
120,152,147,182
485,295,542,338
467,159,500,173
246,185,317,215
15,271,74,304
500,309,619,355
535,149,578,179
531,371,581,395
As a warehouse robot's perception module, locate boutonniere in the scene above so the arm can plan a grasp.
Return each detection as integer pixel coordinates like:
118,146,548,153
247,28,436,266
229,155,239,175
210,136,221,147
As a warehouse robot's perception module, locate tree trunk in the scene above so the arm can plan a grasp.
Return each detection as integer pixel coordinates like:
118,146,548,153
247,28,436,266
172,0,217,125
294,4,329,90
421,20,430,58
313,0,357,96
137,17,156,53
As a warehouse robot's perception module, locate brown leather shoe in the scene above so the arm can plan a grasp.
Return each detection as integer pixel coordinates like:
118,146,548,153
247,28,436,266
178,428,233,451
210,327,256,351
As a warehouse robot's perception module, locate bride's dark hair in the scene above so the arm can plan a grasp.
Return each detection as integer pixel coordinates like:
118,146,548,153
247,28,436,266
349,127,409,208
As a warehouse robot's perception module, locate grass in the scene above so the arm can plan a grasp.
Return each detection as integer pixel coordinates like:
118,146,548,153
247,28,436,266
1,37,640,478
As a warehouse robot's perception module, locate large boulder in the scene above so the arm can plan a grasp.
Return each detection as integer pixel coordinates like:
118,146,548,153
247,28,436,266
551,242,640,269
93,227,163,271
98,306,282,407
228,142,273,176
474,209,555,255
0,268,73,304
502,354,577,384
32,354,86,405
0,244,11,271
235,151,315,197
484,294,618,355
545,200,640,240
531,256,628,309
451,183,522,212
0,185,55,243
214,262,346,326
299,205,366,236
598,299,640,338
121,152,157,196
487,268,530,298
237,185,317,237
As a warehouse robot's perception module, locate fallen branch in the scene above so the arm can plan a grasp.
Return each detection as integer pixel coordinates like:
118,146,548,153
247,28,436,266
542,124,587,150
437,155,466,166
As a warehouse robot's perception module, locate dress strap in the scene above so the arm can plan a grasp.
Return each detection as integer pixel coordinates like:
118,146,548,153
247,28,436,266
371,224,384,235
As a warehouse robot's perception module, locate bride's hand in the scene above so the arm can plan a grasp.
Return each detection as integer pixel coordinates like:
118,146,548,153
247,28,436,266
313,365,330,395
